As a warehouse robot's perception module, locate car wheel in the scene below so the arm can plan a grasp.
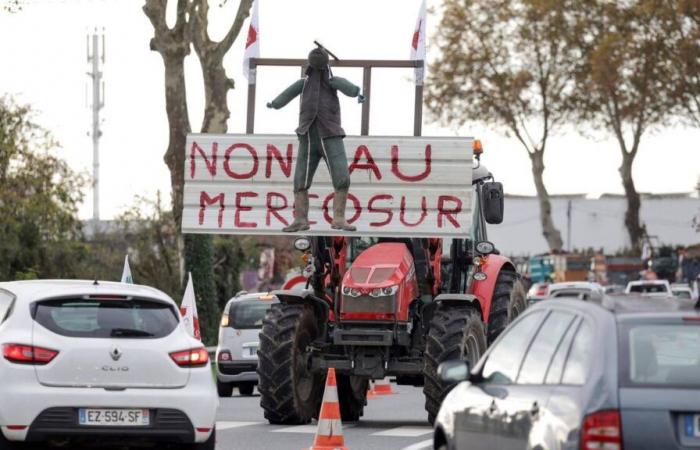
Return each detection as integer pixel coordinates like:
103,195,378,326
238,382,255,396
217,380,234,397
423,304,486,425
185,427,216,450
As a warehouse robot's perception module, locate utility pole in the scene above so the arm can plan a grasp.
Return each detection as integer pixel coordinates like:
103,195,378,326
87,30,105,221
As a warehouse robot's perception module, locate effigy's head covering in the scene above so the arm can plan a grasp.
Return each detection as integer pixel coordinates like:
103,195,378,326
308,47,329,71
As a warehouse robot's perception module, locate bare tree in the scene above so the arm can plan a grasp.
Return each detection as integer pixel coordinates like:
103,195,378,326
569,0,676,253
428,0,578,252
143,0,253,344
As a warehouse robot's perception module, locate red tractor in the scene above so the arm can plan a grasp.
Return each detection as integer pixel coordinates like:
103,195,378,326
257,143,527,425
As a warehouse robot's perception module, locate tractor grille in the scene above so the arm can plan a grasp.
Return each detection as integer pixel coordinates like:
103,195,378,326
342,295,395,314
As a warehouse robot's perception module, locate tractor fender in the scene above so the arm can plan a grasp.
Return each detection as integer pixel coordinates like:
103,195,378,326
271,289,331,336
468,254,516,323
432,293,483,319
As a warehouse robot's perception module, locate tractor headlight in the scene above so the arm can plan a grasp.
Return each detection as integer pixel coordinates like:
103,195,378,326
369,285,398,297
342,286,361,297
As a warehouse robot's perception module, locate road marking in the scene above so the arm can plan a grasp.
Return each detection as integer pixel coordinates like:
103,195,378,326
401,438,433,450
373,426,433,437
271,424,319,434
216,421,261,431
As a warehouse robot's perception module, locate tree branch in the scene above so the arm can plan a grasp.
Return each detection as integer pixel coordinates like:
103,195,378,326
217,0,254,56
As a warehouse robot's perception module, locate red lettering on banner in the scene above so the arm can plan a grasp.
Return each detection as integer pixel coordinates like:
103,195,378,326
190,141,218,179
308,193,319,225
349,145,382,180
367,194,393,227
199,191,225,228
400,196,427,227
224,143,259,179
265,144,293,178
266,192,289,226
235,191,258,228
322,193,362,224
391,144,431,182
437,195,462,228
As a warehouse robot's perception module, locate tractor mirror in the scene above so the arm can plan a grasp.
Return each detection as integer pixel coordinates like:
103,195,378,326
482,182,504,224
294,237,311,252
438,360,471,383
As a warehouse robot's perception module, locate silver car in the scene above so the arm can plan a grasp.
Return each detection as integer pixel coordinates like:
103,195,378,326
434,295,700,450
215,293,278,397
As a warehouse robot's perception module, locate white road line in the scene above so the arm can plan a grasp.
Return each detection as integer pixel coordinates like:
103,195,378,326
216,421,262,431
271,424,319,434
373,426,433,437
401,438,433,450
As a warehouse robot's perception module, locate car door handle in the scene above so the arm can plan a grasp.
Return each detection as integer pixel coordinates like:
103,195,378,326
530,401,540,416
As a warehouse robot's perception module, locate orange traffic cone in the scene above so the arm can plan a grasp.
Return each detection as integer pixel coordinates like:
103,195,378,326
369,377,396,395
307,368,347,450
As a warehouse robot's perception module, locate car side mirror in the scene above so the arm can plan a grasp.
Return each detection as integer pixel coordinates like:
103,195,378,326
438,360,471,383
482,182,504,224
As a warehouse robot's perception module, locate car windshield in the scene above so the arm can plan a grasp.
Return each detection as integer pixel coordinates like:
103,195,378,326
672,290,691,299
34,298,179,339
622,324,700,388
228,300,273,329
630,284,668,294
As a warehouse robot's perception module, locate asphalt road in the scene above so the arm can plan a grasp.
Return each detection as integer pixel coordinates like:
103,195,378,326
215,384,434,450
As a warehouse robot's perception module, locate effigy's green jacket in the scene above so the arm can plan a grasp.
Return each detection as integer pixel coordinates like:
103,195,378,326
269,75,361,139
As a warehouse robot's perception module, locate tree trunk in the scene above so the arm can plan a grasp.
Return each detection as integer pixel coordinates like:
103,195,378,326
529,150,564,252
619,152,644,253
161,55,191,229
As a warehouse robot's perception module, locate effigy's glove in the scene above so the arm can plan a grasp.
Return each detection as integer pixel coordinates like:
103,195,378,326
266,102,274,109
357,94,366,104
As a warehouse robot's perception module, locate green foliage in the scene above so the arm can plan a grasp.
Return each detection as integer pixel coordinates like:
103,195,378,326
0,97,87,281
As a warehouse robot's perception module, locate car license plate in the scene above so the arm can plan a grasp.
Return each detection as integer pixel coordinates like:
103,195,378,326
79,408,150,427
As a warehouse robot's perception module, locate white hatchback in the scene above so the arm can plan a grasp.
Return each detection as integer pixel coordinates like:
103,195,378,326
0,280,218,449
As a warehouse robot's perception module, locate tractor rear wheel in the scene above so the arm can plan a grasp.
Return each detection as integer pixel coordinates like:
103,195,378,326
336,374,368,422
423,304,487,424
486,269,527,345
257,303,325,425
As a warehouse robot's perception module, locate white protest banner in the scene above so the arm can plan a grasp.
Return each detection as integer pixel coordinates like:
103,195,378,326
182,134,472,237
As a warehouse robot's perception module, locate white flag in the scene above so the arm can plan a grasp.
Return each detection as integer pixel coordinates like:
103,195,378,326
410,0,427,85
242,0,260,83
120,255,133,284
180,272,201,340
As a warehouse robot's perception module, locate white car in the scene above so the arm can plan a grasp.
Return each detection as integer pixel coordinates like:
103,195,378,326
624,279,672,297
215,292,278,397
671,283,697,301
547,281,604,301
0,280,218,449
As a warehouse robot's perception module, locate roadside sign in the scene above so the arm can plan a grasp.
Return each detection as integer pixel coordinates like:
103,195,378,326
182,134,473,237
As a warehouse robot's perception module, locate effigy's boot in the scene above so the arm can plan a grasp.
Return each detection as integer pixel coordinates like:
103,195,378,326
283,191,310,232
331,190,356,231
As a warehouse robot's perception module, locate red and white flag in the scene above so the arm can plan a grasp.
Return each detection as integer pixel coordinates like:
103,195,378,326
180,272,201,340
242,0,260,82
410,0,427,85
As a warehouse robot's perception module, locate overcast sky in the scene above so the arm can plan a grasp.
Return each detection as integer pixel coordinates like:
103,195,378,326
1,0,698,220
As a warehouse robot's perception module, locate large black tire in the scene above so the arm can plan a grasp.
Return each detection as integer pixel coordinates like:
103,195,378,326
238,382,255,396
217,380,233,397
336,374,368,422
423,304,487,424
486,269,527,345
257,303,326,425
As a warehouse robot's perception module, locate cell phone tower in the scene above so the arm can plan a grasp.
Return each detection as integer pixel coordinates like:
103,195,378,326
87,29,105,221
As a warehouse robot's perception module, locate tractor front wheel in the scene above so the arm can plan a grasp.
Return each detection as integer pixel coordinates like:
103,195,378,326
337,374,368,422
257,303,325,424
423,304,487,424
486,269,527,345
